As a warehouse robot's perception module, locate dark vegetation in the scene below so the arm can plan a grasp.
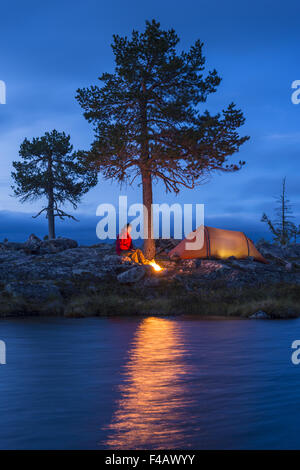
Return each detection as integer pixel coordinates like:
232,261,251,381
63,279,300,319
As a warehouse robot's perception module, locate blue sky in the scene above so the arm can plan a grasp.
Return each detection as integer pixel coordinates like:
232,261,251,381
0,0,299,244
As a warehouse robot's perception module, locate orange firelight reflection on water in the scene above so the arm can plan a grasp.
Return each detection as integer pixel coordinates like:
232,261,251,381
104,317,192,449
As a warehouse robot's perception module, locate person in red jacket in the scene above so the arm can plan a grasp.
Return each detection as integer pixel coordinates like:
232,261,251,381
116,223,133,255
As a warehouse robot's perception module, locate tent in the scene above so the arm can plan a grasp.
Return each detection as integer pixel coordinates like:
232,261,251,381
168,225,268,263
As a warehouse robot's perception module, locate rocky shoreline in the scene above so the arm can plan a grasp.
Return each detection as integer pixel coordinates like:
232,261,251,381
0,234,299,319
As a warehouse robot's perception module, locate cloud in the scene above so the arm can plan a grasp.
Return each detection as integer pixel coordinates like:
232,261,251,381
265,132,300,142
0,210,100,245
0,209,272,245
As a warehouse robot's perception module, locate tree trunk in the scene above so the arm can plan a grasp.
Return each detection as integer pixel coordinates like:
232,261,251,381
47,155,55,239
140,94,155,259
47,192,55,239
142,170,155,259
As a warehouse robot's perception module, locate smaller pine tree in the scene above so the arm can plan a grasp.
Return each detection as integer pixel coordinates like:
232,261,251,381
11,130,97,239
261,177,299,246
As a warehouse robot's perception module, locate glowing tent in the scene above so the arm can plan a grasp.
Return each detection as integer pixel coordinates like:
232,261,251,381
168,225,268,263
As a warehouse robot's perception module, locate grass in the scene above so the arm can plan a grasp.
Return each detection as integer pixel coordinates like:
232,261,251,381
167,284,300,318
63,281,300,319
0,275,299,319
64,294,174,317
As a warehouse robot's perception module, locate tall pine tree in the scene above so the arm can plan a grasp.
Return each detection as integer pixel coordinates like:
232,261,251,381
77,20,249,258
12,130,97,239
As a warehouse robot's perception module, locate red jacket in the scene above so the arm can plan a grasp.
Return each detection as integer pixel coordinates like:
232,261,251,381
116,232,133,255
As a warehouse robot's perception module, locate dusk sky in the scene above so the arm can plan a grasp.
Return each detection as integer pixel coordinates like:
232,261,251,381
0,0,299,243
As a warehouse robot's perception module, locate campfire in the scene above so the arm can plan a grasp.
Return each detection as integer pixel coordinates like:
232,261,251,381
122,249,163,272
147,260,163,272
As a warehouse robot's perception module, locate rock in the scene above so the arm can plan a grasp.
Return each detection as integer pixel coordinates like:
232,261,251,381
285,244,300,258
117,266,146,284
198,260,231,277
229,260,256,271
24,234,42,253
180,259,198,269
159,260,178,269
5,280,62,303
103,254,122,264
72,268,105,279
23,235,78,254
256,241,300,261
3,280,64,315
89,242,114,251
39,237,78,254
249,310,270,319
143,277,162,287
1,241,25,251
0,236,299,317
26,233,41,244
285,262,293,272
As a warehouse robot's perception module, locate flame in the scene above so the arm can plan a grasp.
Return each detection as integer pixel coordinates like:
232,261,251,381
148,260,163,272
128,249,163,272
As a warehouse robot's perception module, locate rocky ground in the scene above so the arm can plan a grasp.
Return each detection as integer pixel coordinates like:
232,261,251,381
0,234,299,319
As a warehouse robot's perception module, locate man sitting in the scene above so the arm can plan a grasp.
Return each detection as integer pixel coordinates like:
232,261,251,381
116,223,147,264
116,223,133,255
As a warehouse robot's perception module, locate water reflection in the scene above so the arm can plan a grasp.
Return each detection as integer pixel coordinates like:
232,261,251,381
104,317,193,449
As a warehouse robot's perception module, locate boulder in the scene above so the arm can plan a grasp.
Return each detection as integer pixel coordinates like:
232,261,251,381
249,310,270,319
24,233,42,253
117,266,146,284
103,254,123,264
23,235,78,254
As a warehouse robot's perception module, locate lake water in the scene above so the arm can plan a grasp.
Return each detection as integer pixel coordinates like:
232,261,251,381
0,315,300,450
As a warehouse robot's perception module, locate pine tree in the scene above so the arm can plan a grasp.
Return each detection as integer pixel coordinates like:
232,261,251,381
76,19,249,258
261,177,299,245
11,130,97,239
